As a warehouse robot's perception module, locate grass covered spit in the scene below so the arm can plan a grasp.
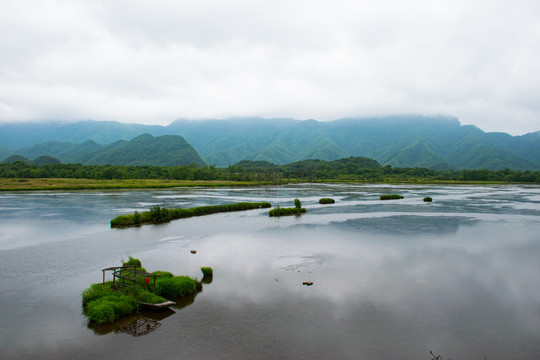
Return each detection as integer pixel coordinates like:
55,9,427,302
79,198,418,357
111,202,272,228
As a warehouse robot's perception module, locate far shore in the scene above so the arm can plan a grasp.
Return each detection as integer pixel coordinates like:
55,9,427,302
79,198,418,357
0,178,272,191
0,178,521,191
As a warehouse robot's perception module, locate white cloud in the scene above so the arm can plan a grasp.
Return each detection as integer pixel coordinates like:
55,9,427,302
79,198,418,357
1,0,539,134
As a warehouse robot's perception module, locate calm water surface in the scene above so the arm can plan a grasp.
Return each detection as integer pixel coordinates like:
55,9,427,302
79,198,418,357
1,184,540,359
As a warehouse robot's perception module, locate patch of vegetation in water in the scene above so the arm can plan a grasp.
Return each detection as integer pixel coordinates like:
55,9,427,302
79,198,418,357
111,201,272,228
423,196,433,202
82,258,211,325
269,198,307,217
319,198,335,204
380,194,404,200
200,267,213,278
155,276,197,298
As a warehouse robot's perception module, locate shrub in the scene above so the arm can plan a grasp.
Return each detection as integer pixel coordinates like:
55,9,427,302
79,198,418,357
294,198,301,209
155,276,197,298
133,211,141,225
380,194,404,200
123,256,142,267
423,197,433,202
319,198,335,204
149,205,171,222
201,267,213,278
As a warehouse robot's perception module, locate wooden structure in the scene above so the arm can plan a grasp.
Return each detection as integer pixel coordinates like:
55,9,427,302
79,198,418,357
101,265,158,297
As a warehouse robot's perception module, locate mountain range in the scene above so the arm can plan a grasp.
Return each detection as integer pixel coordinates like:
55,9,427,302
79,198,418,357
1,115,539,170
1,133,204,167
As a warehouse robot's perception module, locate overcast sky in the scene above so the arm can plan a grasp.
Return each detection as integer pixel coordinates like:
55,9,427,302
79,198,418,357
1,0,539,135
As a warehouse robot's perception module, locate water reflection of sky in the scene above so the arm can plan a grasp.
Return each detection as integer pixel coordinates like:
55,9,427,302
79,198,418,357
1,184,540,359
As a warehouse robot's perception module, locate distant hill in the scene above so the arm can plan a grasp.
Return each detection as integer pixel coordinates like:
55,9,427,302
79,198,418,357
166,116,540,170
0,120,167,148
81,134,205,166
1,116,539,170
3,134,205,166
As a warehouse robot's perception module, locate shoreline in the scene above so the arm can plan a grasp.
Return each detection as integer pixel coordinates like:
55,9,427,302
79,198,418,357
0,177,533,191
0,178,273,191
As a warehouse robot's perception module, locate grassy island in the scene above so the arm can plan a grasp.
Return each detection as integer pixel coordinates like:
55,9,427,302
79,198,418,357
269,198,307,217
380,194,404,200
111,202,271,228
319,198,335,204
82,257,210,325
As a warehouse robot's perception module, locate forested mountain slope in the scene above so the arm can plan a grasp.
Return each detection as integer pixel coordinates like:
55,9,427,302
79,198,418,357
3,134,205,166
1,116,539,169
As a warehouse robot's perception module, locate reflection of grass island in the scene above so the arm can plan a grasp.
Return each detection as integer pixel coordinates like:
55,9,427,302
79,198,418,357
82,257,211,325
111,202,271,228
380,194,404,200
319,198,335,204
269,198,307,217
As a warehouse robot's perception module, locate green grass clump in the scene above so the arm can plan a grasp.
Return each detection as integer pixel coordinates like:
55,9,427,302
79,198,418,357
319,198,335,204
85,291,138,324
269,207,307,217
269,199,307,217
152,270,174,278
380,194,404,200
136,290,167,304
111,202,272,228
155,276,197,298
81,283,111,307
201,267,213,278
86,301,115,324
423,196,433,202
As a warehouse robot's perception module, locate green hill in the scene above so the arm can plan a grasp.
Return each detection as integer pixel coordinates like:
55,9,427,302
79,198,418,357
2,116,539,170
2,134,205,167
82,134,205,166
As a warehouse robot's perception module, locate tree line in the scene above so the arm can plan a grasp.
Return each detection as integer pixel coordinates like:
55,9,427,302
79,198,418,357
1,160,540,183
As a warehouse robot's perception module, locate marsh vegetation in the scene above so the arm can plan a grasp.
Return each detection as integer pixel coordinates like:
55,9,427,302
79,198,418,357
111,202,272,227
379,194,404,200
81,258,209,324
269,198,307,217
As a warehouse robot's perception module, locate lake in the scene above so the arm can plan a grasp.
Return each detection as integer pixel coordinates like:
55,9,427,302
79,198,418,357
1,183,540,359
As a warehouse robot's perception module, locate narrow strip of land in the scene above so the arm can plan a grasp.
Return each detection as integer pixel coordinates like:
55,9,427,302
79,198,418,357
0,178,270,191
111,202,272,228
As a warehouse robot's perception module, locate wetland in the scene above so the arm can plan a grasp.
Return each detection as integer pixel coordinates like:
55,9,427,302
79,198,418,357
1,184,540,359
